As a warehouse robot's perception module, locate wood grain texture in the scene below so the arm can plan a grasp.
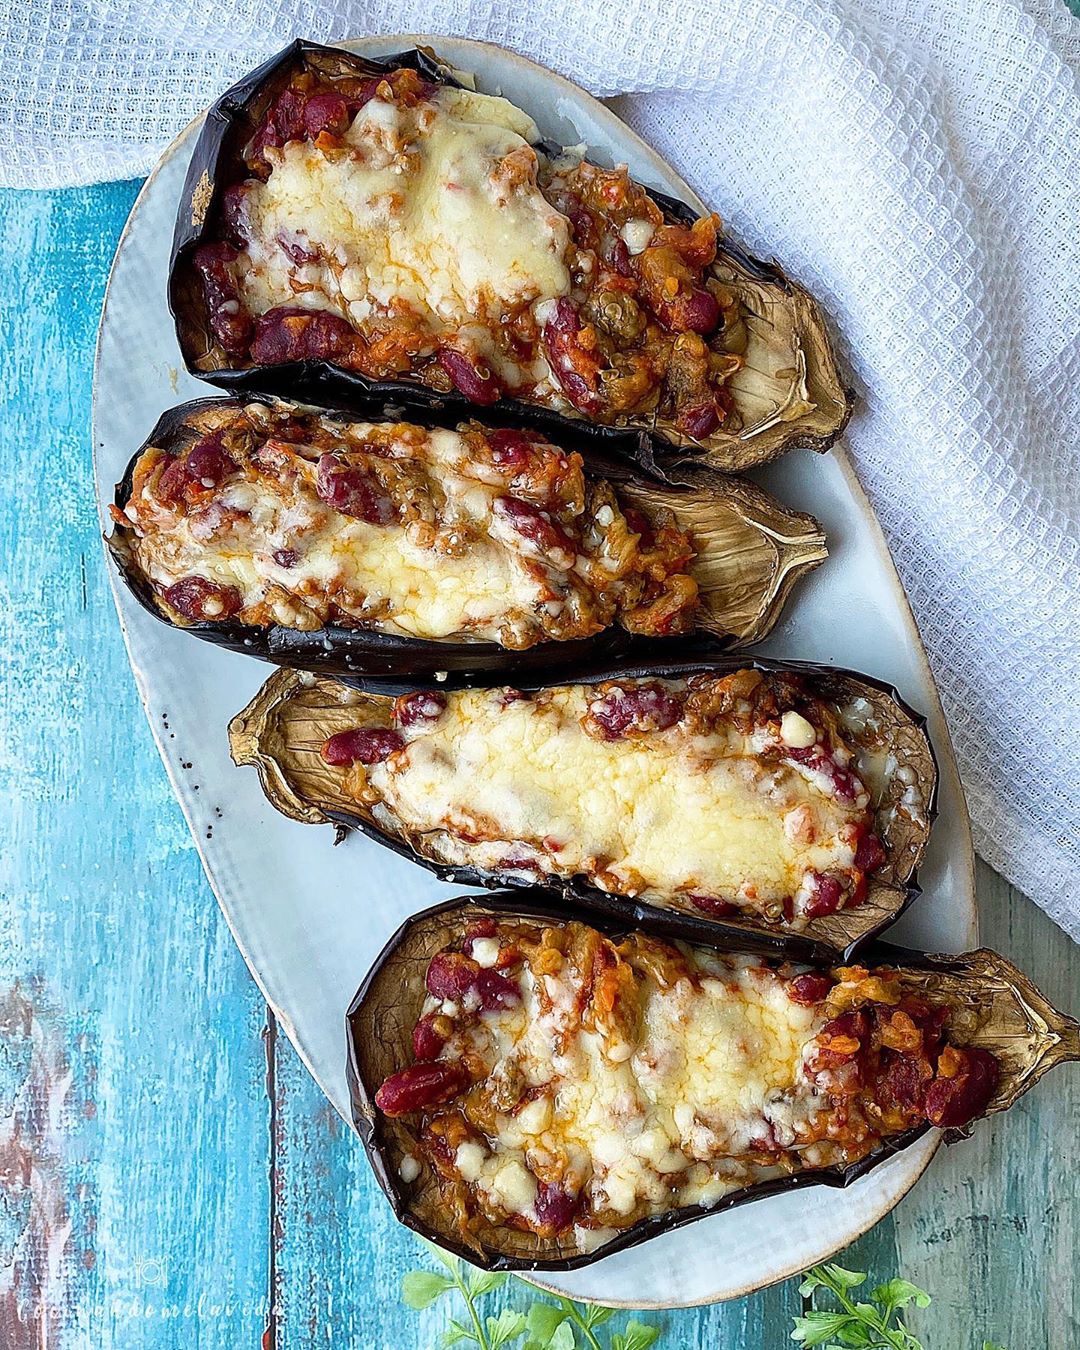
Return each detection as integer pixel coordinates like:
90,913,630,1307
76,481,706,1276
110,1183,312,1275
0,182,271,1348
0,178,1077,1348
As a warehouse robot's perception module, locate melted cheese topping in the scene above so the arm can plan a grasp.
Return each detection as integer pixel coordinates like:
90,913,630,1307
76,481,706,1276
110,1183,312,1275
128,425,587,645
369,686,863,907
439,950,822,1225
239,86,571,379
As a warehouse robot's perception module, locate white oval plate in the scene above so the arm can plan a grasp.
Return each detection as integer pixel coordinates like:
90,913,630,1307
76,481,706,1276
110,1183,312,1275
93,36,976,1308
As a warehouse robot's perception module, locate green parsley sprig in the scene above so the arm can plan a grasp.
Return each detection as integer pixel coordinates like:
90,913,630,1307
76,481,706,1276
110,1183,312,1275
401,1240,659,1350
402,1242,1005,1350
792,1263,1007,1350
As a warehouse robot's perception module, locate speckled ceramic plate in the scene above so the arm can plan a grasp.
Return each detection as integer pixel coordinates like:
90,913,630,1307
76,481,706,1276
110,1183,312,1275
92,35,976,1309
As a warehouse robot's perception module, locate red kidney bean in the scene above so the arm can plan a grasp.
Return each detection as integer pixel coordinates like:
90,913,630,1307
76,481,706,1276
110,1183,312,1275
679,401,721,441
156,454,194,505
163,575,242,622
374,1062,470,1117
904,1000,949,1056
426,952,480,1002
688,894,738,918
320,728,404,767
608,237,632,277
486,427,534,469
493,496,577,562
542,298,601,414
220,182,252,247
354,76,383,108
880,1051,928,1112
186,432,235,488
662,287,721,335
425,951,520,1010
533,1181,578,1232
474,970,522,1011
273,88,307,142
784,746,860,802
411,1015,448,1062
193,242,254,356
272,548,300,568
250,306,356,365
315,454,395,524
788,973,834,1005
437,348,501,405
303,92,352,138
156,434,234,501
924,1048,1000,1128
567,206,592,243
803,872,845,919
393,691,447,728
588,683,684,738
854,830,887,874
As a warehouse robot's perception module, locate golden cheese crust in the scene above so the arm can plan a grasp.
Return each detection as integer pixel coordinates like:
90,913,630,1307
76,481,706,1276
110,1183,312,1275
372,917,999,1252
323,670,888,928
194,67,745,441
113,402,698,647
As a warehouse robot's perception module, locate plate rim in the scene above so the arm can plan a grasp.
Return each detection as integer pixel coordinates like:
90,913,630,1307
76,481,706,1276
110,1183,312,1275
91,32,975,1309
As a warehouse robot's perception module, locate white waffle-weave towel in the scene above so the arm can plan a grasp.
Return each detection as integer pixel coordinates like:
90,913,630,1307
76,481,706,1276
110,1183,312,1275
2,0,1078,936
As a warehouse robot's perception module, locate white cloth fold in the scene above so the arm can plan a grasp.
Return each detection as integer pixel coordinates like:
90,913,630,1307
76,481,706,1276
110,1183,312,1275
4,0,1078,936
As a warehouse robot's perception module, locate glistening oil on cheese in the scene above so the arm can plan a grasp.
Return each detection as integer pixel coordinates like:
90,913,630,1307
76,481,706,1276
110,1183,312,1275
238,86,571,364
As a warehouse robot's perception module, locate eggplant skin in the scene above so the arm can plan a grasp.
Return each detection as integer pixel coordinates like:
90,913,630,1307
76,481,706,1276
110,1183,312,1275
106,396,828,683
169,39,852,473
229,656,939,963
346,893,1080,1272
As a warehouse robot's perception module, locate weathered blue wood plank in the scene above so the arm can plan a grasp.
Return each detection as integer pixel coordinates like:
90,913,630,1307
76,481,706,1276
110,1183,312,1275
0,182,271,1349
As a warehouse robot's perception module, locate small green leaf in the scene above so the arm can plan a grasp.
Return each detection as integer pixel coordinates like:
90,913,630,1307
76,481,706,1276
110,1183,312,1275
401,1270,455,1310
583,1304,615,1329
523,1325,575,1350
548,1324,577,1350
822,1265,869,1293
870,1279,932,1313
619,1320,662,1350
525,1304,569,1346
982,1344,1008,1350
442,1319,476,1347
469,1270,509,1299
486,1308,528,1348
791,1312,857,1346
832,1326,874,1348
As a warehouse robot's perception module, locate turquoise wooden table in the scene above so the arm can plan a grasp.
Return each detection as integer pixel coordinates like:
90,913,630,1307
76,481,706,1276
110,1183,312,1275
1,179,1077,1349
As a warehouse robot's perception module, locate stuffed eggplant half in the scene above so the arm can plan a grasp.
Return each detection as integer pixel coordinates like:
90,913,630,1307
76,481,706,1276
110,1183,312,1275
229,659,936,959
348,895,1080,1270
171,40,851,472
107,397,826,680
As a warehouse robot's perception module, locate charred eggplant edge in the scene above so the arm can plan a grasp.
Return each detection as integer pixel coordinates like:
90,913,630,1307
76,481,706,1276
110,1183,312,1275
228,655,939,963
168,39,853,472
106,396,828,681
345,892,1080,1271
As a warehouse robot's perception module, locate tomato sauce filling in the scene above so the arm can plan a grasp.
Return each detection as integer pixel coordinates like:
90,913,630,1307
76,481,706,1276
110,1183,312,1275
192,66,745,441
371,917,1000,1250
321,671,897,929
112,404,699,648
